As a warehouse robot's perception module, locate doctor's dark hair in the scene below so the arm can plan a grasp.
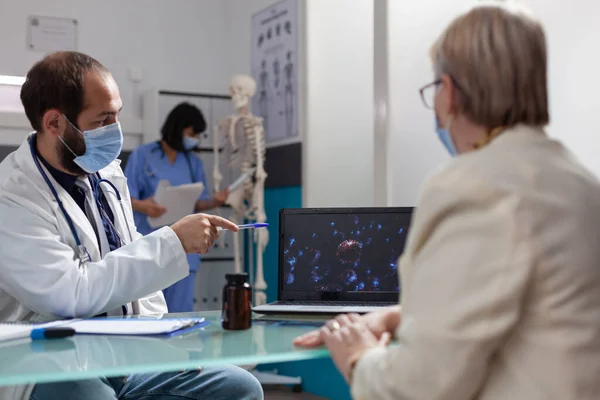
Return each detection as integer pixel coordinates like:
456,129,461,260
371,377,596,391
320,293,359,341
160,102,207,152
20,51,109,132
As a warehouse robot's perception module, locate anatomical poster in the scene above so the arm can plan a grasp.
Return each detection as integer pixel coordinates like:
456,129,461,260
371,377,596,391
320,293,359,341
251,0,299,146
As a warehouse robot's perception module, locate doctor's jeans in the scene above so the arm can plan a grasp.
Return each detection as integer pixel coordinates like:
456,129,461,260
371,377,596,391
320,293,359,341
30,365,264,400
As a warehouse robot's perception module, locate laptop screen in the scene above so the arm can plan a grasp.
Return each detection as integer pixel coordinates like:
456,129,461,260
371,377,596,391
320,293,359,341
279,208,412,300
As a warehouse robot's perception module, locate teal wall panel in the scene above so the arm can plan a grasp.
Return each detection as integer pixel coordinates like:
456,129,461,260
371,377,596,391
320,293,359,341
262,186,302,302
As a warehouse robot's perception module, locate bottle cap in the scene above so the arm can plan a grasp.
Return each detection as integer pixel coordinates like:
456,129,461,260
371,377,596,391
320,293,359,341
226,273,249,284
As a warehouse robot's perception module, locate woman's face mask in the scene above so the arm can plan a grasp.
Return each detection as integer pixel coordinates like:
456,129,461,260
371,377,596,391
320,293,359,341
60,115,123,174
433,81,458,157
435,116,457,157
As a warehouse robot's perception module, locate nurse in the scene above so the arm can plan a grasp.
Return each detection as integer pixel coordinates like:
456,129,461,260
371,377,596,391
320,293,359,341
124,103,228,312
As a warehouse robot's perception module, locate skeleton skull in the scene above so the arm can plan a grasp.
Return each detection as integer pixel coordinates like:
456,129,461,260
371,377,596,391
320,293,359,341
230,74,257,110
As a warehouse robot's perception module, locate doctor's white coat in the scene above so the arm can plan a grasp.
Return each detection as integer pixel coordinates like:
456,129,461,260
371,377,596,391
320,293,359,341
0,136,190,399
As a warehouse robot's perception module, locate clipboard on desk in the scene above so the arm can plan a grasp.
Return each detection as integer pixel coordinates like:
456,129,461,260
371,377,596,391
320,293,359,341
59,318,210,338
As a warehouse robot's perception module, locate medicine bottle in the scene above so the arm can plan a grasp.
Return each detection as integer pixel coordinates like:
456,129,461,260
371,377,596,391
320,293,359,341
222,273,252,330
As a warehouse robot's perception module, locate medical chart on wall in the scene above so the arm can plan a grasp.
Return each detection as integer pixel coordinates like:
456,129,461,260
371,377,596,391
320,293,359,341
27,16,78,53
251,0,299,147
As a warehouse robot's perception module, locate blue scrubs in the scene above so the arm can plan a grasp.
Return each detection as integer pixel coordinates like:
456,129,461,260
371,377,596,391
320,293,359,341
124,142,210,313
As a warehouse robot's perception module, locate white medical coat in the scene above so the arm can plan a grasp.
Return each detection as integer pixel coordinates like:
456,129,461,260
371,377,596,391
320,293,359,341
0,136,190,399
351,125,600,399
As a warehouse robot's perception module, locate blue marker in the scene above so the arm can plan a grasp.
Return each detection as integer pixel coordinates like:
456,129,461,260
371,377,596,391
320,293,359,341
31,327,76,341
218,223,269,231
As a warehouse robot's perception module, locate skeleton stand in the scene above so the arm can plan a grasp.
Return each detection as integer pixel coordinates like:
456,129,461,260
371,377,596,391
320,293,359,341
213,113,269,307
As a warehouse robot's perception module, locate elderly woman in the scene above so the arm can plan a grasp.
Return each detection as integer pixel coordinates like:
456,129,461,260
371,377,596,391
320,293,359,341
294,4,600,399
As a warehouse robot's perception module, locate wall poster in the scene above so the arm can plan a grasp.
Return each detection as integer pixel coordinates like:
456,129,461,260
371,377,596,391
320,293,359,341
251,0,299,147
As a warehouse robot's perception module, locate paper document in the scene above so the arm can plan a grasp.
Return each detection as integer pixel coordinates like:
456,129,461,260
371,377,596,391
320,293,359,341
148,180,204,228
63,318,207,336
229,169,255,192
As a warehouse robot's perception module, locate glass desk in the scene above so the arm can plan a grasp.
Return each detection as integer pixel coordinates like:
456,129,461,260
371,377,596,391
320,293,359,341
0,311,329,386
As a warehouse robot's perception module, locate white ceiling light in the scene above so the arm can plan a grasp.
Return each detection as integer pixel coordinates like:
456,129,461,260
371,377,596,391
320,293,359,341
0,75,26,86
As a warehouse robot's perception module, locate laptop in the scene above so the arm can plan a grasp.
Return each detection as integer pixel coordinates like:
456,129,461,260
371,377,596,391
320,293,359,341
252,207,413,315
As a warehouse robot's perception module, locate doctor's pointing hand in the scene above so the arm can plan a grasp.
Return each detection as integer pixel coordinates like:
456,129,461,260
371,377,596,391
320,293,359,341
172,213,238,254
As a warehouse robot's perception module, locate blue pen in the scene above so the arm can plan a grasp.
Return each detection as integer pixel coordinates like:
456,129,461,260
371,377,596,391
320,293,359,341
31,327,76,341
218,223,269,231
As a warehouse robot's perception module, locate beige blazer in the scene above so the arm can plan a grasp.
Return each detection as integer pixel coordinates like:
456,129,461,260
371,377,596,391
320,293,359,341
352,125,600,399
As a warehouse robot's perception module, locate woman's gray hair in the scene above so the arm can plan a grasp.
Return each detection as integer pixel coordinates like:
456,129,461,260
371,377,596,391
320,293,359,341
430,2,549,128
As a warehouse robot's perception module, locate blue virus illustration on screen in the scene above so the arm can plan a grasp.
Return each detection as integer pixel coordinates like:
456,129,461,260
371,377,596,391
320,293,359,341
282,213,407,293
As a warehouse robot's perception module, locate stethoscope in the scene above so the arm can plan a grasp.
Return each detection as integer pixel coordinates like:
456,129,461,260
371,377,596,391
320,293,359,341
29,134,133,264
143,142,197,182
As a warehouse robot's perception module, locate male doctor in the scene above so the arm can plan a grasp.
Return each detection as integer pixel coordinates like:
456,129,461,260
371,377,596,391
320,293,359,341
0,52,263,400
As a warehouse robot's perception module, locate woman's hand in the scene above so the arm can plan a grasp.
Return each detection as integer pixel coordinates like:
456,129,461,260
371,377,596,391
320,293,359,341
293,307,401,348
196,189,229,212
320,317,391,383
213,189,229,206
132,198,167,218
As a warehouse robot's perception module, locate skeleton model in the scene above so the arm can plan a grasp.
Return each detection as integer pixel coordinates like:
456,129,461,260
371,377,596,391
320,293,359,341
213,74,269,306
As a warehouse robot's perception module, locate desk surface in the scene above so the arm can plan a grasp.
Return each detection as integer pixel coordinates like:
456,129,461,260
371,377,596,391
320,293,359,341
0,311,328,386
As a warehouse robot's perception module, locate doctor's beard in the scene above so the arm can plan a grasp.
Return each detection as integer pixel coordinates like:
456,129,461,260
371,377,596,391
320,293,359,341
57,122,87,176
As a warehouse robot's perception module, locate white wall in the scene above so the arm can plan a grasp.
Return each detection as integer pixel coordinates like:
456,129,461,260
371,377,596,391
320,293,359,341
303,0,374,207
386,0,473,206
386,0,600,206
0,0,299,148
0,0,232,136
520,0,600,176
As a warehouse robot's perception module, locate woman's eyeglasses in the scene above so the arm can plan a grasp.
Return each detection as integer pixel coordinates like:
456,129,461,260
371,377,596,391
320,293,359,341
419,79,442,109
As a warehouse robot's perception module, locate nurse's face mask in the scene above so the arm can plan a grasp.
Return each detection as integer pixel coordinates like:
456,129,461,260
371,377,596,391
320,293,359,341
59,115,124,174
183,136,199,151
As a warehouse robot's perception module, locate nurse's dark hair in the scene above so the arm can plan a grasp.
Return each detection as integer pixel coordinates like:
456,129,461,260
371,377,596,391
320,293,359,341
20,51,109,132
160,102,207,152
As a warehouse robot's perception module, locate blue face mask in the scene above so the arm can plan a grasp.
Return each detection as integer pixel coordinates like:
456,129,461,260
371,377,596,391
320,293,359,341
183,136,199,151
61,116,124,173
435,117,457,157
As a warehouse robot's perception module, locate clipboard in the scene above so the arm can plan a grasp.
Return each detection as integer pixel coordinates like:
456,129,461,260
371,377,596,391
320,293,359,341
60,318,210,338
148,180,204,228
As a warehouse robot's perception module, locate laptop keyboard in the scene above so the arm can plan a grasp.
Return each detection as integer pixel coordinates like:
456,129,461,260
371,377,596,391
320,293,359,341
274,301,397,307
